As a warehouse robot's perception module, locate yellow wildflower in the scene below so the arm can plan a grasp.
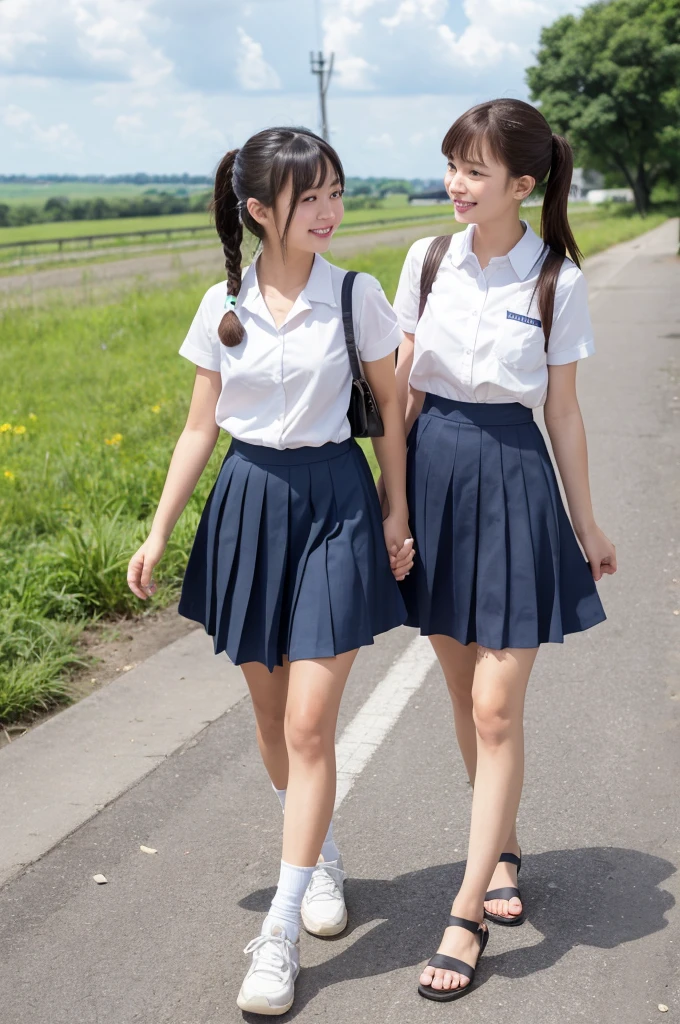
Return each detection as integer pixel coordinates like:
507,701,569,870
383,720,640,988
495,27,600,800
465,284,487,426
28,413,38,421
0,423,11,433
13,425,26,435
104,433,123,447
151,404,161,414
4,470,15,481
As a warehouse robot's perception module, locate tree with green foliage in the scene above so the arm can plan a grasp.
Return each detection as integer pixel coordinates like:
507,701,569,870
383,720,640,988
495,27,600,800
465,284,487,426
527,0,680,215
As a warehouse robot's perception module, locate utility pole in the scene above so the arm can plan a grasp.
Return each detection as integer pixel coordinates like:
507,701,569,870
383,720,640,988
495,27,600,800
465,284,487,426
309,51,334,142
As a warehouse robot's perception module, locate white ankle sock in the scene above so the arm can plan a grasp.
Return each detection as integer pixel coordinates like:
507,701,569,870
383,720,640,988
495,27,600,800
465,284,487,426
271,786,340,862
267,860,315,941
320,820,340,863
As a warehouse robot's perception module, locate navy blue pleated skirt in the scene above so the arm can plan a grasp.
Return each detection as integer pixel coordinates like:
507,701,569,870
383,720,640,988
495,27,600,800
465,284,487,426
178,437,407,669
401,395,606,649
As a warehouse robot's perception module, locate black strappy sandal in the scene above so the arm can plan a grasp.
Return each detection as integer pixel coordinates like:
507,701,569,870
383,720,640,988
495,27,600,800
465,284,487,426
417,916,489,1002
484,851,525,926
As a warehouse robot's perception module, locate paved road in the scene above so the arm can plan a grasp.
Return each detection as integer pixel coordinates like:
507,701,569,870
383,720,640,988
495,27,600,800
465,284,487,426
1,222,678,1023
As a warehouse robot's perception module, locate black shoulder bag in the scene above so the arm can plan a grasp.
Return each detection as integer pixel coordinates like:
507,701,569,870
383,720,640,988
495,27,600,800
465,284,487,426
341,271,385,438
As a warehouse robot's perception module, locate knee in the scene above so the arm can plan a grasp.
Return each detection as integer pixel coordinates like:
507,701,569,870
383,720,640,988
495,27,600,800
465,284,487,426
256,712,284,745
254,706,286,746
472,693,513,747
446,675,473,711
285,708,329,763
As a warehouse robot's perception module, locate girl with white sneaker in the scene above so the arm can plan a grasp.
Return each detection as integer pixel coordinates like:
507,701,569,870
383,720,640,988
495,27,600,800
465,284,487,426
391,99,617,1001
127,126,413,1015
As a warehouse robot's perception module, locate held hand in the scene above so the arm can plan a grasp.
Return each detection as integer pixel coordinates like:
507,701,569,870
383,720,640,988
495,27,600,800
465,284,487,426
127,533,167,600
579,524,617,582
383,514,415,581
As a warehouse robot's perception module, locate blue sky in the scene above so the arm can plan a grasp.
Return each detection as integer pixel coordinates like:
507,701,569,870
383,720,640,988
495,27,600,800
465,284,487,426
0,0,583,179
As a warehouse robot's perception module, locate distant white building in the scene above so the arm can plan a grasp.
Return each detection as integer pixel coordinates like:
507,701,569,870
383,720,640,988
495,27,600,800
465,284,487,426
586,188,635,204
407,170,626,206
570,168,605,200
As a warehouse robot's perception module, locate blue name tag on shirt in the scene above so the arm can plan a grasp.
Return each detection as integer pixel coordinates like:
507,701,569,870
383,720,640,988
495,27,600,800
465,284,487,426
507,310,542,328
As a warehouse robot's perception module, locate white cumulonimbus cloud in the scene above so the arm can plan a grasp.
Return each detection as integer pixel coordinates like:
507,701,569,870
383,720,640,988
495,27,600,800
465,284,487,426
236,27,281,91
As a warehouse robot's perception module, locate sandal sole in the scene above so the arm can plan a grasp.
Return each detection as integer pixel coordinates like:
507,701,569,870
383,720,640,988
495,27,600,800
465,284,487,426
484,910,525,927
418,982,475,1002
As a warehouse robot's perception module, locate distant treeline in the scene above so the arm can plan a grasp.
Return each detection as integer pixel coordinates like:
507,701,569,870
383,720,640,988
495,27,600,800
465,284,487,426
1,173,436,190
0,173,213,185
0,191,212,227
0,177,443,228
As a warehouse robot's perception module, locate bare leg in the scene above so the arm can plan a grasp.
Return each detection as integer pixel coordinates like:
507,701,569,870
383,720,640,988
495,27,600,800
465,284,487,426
240,660,290,791
429,635,477,783
282,650,358,866
429,634,524,921
420,645,537,993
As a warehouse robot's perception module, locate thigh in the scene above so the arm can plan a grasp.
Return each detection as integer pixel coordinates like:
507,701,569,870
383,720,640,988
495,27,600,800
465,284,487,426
241,660,289,722
429,634,478,700
472,646,538,715
286,650,358,737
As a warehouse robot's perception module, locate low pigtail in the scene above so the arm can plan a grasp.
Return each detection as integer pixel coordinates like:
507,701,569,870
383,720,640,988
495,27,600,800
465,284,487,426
536,134,582,347
212,149,245,347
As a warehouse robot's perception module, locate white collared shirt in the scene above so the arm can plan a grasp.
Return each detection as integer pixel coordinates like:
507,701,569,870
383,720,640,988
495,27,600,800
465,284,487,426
393,221,595,408
179,254,401,449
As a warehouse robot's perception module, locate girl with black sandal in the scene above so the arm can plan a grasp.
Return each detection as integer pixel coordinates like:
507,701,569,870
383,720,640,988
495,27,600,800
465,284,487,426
390,99,617,1001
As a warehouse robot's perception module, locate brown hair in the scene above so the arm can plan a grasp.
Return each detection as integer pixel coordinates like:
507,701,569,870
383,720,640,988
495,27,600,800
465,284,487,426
442,99,581,344
212,127,345,346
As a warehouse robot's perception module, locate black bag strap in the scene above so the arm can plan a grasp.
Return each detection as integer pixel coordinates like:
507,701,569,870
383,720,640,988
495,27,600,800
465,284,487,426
418,234,450,321
341,270,362,381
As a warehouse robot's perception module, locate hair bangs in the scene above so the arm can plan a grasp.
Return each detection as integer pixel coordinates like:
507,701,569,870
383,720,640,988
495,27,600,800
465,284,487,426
270,133,345,245
441,103,501,167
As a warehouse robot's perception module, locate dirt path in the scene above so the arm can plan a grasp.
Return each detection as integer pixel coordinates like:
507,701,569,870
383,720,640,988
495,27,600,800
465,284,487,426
0,218,454,308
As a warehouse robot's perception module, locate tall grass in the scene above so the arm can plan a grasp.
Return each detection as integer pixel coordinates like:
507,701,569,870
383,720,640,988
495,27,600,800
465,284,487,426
0,203,669,722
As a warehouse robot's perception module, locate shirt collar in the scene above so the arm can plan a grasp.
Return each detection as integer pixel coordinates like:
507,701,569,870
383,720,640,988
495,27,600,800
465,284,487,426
447,220,546,281
506,220,546,280
236,252,337,322
448,225,475,268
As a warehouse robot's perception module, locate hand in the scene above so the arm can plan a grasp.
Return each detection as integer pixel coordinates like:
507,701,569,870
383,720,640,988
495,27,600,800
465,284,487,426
383,514,415,581
127,532,166,600
578,524,617,582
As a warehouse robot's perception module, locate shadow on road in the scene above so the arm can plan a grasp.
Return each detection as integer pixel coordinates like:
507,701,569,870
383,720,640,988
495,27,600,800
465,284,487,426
238,846,675,1019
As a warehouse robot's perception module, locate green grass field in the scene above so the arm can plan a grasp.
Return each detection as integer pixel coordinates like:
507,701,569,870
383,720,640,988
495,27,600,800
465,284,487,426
0,212,213,246
0,204,669,723
0,202,456,247
0,199,667,269
0,181,209,206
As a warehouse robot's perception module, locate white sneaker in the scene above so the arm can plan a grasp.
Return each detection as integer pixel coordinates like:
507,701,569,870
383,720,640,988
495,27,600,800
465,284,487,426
236,919,300,1015
301,855,348,937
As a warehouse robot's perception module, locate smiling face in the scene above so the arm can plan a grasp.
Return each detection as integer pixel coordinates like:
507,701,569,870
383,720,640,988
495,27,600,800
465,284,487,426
247,158,344,256
444,144,534,226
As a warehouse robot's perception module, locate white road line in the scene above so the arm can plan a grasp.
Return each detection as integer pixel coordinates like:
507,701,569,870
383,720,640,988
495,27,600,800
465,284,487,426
334,636,439,809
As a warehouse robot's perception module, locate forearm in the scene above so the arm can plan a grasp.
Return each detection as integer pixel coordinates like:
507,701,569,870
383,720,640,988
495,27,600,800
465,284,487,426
371,394,408,518
396,334,424,435
405,386,425,435
395,337,413,420
545,407,596,537
150,424,220,541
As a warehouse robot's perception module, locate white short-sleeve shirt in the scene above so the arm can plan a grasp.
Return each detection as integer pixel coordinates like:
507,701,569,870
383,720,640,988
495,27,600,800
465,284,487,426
179,253,401,449
393,221,595,408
